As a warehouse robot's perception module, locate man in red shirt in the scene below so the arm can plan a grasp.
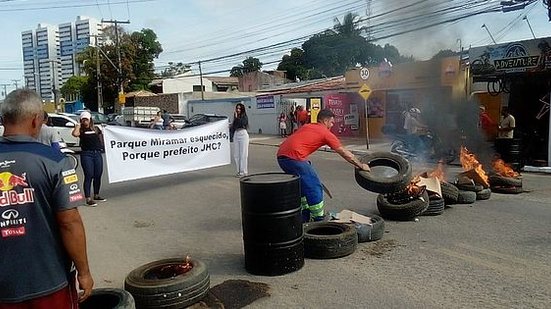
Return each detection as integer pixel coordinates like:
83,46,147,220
479,105,495,140
277,109,371,222
295,105,309,128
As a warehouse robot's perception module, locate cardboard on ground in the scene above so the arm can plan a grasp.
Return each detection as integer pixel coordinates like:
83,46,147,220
418,173,442,197
332,209,373,225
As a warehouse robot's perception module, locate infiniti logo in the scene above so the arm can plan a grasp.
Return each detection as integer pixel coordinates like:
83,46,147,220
70,184,79,190
1,209,19,220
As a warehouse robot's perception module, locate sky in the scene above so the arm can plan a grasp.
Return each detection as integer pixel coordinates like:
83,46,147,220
1,0,551,96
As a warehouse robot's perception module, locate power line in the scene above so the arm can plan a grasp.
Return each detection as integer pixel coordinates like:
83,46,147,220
0,0,155,11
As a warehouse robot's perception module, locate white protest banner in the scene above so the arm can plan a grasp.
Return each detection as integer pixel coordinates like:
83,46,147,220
103,120,231,183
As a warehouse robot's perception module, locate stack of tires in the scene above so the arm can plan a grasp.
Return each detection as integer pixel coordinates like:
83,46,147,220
489,174,523,194
80,288,135,309
355,152,431,220
302,215,385,259
454,182,491,203
124,257,210,309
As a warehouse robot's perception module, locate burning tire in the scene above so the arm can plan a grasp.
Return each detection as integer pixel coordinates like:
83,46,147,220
349,214,385,243
124,258,209,309
303,222,357,259
440,182,459,205
355,152,412,194
80,288,135,309
422,196,445,216
456,191,476,204
376,190,429,220
488,175,522,187
455,183,484,193
491,186,523,194
476,188,492,200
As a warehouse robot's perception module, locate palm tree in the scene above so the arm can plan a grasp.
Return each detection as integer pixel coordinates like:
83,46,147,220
333,12,362,37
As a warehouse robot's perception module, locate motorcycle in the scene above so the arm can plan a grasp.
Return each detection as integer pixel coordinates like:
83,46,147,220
59,140,79,169
390,132,457,164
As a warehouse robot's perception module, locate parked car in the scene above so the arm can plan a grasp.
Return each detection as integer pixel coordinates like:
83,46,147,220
183,114,228,128
47,113,79,146
170,114,188,129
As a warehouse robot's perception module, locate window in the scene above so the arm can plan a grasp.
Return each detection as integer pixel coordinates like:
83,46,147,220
49,116,72,127
192,85,205,92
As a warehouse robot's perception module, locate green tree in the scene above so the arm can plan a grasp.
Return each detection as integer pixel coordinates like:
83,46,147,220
77,26,162,110
431,49,458,59
159,62,192,78
277,48,308,81
60,75,88,98
230,57,263,77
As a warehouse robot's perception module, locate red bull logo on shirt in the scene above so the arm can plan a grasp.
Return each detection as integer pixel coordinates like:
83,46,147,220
0,172,34,207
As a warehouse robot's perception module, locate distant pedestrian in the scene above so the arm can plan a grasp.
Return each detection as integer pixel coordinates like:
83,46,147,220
162,110,171,130
72,111,106,206
288,107,296,134
0,89,94,307
278,112,287,137
231,103,249,177
497,106,515,139
150,111,164,130
37,111,62,152
478,105,495,140
296,105,308,128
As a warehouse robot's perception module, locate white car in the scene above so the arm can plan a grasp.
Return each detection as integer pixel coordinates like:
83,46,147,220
47,113,79,146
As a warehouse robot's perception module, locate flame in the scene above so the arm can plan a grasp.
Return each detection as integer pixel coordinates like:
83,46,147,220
428,161,445,182
459,146,489,187
406,175,422,196
492,159,519,178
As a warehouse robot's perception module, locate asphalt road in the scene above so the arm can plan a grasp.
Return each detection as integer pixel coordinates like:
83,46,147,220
78,144,551,308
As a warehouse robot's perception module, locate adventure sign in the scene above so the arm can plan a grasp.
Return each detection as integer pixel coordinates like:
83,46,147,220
358,84,372,100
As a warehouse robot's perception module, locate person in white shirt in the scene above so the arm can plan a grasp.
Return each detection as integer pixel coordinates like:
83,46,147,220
497,107,515,139
36,111,62,152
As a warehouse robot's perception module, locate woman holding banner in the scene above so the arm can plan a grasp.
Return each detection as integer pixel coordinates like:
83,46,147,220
72,111,106,206
231,103,249,177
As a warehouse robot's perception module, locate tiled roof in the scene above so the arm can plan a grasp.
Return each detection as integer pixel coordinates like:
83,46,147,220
258,76,346,95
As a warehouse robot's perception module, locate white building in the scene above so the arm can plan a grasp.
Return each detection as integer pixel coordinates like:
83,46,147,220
22,16,104,101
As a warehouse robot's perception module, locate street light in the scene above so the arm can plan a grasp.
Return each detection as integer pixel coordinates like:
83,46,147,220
523,16,537,39
481,24,497,44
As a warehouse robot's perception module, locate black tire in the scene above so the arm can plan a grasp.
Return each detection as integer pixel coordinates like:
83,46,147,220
349,214,385,243
303,222,357,259
376,190,429,220
440,182,459,205
456,191,476,204
455,183,484,192
124,258,209,309
422,197,444,216
355,152,412,194
476,188,491,200
491,186,523,194
80,288,135,309
488,175,522,187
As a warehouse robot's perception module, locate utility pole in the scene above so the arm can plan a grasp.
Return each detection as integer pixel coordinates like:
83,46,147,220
523,16,536,39
1,84,10,99
365,0,372,40
102,19,130,108
12,79,20,89
481,24,497,44
199,61,204,101
91,35,104,113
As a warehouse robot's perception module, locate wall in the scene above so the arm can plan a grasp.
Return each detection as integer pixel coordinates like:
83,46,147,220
162,76,213,94
132,93,180,114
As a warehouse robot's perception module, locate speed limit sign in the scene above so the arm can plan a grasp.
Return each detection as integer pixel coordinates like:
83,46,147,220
359,67,370,80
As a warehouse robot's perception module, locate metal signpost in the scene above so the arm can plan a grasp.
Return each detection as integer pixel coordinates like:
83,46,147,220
358,83,372,149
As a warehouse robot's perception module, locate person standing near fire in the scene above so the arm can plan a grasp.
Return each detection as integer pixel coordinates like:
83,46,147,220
478,105,495,140
497,106,515,139
403,107,428,153
277,109,370,222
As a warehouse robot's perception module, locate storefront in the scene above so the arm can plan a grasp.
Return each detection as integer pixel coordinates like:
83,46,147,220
469,37,551,167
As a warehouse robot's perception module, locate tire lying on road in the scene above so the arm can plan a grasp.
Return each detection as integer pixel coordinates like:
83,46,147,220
455,183,484,192
124,258,209,309
355,152,412,194
488,175,522,187
440,181,459,205
349,214,385,243
422,196,445,216
80,288,135,309
376,190,429,220
456,190,476,204
303,222,357,259
491,186,523,194
476,188,491,200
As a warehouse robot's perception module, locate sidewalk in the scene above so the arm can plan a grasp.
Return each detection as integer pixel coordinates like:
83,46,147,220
249,133,392,155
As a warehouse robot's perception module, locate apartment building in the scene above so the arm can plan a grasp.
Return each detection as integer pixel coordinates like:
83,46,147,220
22,16,104,101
